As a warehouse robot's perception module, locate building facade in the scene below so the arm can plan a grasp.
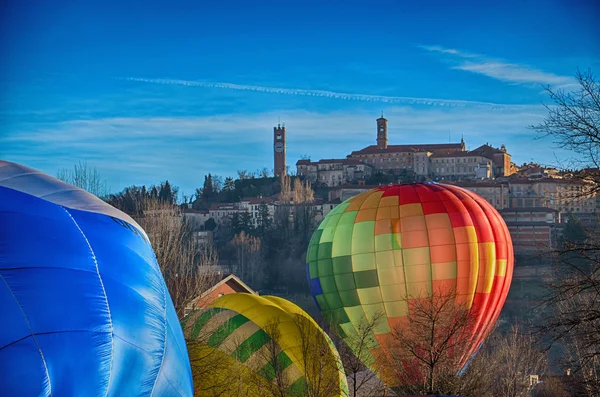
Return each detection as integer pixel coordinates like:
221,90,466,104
501,208,558,253
508,178,597,216
451,181,510,210
296,158,372,186
294,116,516,185
430,152,493,181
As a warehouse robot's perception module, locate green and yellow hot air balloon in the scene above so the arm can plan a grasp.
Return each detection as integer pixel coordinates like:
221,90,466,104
183,293,349,397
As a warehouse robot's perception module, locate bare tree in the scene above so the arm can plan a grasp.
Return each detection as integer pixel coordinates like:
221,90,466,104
550,292,600,396
56,160,109,197
280,173,292,203
463,325,549,397
333,313,388,397
294,314,348,397
541,237,600,360
238,169,249,180
531,68,600,186
230,231,262,287
184,311,252,396
531,69,600,394
293,178,314,204
250,320,295,397
134,198,220,318
260,167,271,178
380,289,476,395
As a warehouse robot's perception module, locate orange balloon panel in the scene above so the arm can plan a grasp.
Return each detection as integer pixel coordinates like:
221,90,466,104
306,183,513,372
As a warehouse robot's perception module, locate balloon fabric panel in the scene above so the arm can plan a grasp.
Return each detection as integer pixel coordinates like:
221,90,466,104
306,182,514,380
0,162,193,397
184,293,349,397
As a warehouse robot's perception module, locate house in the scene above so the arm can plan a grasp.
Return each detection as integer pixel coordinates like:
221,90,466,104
184,273,257,315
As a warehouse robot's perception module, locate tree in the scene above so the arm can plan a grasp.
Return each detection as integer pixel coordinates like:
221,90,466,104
157,180,177,204
532,69,600,394
561,213,588,247
211,175,224,193
185,312,347,397
380,289,477,395
463,325,549,397
204,217,217,232
553,295,600,397
223,177,235,191
531,69,600,186
230,231,262,287
333,313,388,397
202,174,215,200
260,167,271,179
56,160,109,198
250,317,347,397
133,198,220,318
256,203,272,236
280,173,292,202
293,178,314,204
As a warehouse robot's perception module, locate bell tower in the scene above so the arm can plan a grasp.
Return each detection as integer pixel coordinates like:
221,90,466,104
376,113,388,149
273,123,286,177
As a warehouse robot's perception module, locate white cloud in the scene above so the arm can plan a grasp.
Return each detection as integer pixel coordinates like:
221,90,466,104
3,104,563,196
122,77,532,110
419,45,575,86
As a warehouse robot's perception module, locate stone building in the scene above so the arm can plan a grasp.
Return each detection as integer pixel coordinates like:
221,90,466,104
450,181,510,210
430,152,493,180
501,207,559,253
508,178,597,216
296,158,372,186
294,115,516,185
470,143,513,177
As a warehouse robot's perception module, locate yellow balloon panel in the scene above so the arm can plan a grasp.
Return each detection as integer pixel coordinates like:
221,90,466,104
183,294,349,397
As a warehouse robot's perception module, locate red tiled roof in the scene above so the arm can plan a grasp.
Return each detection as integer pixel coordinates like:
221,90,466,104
430,151,490,159
297,158,367,166
350,143,463,156
471,144,506,158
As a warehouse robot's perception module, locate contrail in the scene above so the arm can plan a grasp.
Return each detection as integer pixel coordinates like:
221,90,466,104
123,77,531,110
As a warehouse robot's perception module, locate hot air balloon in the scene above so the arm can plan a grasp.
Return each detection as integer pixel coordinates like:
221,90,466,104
0,160,193,397
306,183,513,385
183,293,349,397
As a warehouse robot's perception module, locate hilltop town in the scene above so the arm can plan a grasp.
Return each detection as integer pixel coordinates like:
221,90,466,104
181,115,597,263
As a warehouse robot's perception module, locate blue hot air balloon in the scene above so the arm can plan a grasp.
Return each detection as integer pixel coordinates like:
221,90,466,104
0,160,193,397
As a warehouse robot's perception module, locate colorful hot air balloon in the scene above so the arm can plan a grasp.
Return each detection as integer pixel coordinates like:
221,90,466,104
0,160,193,397
183,293,349,397
306,183,513,382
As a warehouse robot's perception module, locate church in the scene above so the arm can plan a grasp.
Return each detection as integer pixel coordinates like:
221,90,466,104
291,115,513,187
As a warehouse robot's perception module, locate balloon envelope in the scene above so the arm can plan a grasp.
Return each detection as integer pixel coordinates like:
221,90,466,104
0,160,193,396
183,293,349,397
306,183,513,379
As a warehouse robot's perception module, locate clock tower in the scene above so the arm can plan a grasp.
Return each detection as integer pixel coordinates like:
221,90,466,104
273,123,286,177
376,113,388,149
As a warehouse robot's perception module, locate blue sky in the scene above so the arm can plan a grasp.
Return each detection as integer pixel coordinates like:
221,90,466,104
1,0,599,198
